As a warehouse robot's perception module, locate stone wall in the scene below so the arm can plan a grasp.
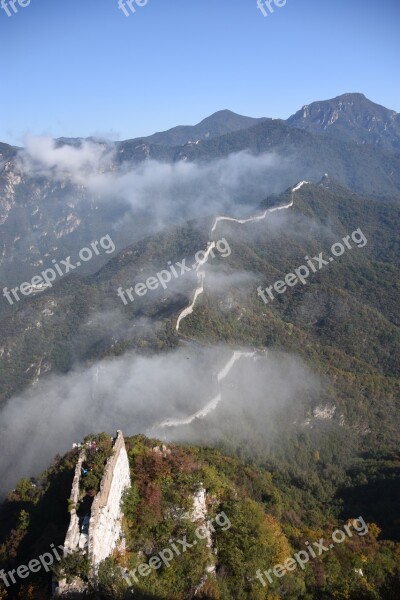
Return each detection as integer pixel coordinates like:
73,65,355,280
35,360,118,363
63,450,86,555
88,431,131,566
56,431,131,597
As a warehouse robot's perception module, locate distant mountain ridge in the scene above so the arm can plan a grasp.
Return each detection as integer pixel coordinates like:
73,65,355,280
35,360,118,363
286,92,400,153
115,92,400,154
1,92,400,298
142,109,268,146
0,142,18,161
53,110,268,150
5,93,400,156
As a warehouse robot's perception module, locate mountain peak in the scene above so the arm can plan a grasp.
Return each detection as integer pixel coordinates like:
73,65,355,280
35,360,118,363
287,92,400,152
201,109,240,119
198,109,264,126
120,109,266,149
335,92,367,101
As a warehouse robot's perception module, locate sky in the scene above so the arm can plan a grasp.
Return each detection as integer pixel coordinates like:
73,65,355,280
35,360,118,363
1,0,399,145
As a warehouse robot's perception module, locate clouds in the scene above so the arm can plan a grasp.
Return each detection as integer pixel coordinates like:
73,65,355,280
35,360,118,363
0,137,322,497
0,343,319,497
96,150,291,225
17,136,293,234
18,136,114,182
6,135,301,295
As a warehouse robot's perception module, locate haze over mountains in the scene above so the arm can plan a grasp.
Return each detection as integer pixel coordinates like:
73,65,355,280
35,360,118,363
2,92,399,155
0,174,399,490
1,93,400,295
1,90,400,599
53,92,400,153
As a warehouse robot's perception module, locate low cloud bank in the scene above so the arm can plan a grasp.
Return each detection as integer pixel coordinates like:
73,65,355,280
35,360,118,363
0,344,319,496
17,137,294,231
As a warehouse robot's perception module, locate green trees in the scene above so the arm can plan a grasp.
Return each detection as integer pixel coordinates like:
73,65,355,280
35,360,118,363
80,433,113,494
53,552,90,583
1,437,399,599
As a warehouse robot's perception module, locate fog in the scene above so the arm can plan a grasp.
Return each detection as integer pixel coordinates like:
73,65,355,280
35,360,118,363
17,136,295,232
0,343,319,497
0,138,325,497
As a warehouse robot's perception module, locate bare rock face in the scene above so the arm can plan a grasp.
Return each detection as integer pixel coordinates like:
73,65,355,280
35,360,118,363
88,432,131,566
63,451,87,556
56,431,131,598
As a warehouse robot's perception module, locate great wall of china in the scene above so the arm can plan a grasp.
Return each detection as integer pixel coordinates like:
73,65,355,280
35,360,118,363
55,430,131,598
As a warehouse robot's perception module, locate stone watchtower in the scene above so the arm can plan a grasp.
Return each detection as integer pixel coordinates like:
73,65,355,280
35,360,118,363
55,431,131,597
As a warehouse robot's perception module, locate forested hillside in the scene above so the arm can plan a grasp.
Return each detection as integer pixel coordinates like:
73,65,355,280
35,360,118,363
0,435,399,599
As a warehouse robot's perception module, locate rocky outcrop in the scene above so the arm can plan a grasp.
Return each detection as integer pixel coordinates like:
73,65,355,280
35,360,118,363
88,431,131,567
56,431,131,598
63,451,87,556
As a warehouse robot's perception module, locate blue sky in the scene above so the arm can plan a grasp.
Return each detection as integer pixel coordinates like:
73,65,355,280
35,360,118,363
1,0,399,145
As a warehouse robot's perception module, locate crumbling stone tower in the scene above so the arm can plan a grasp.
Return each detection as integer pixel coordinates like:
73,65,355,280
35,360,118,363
56,431,131,597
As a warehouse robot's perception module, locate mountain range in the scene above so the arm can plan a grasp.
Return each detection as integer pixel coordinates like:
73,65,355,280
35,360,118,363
54,92,400,154
1,93,400,296
0,92,399,599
